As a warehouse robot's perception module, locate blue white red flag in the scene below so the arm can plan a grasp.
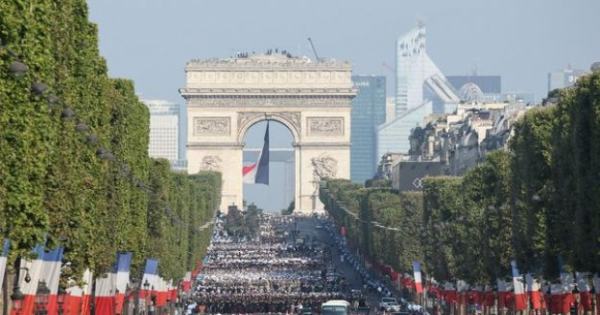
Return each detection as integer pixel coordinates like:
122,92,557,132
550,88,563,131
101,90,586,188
141,258,160,299
511,260,527,310
95,252,132,315
412,261,423,293
13,246,64,315
243,122,269,184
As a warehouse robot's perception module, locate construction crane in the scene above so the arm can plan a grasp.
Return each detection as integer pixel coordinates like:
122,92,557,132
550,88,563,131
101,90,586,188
307,37,321,62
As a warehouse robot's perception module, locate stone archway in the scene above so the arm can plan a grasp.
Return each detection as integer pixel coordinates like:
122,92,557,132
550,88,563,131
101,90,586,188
180,53,356,213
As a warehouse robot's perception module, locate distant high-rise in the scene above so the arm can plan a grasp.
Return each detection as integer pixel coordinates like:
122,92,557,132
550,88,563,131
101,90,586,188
351,76,386,183
143,100,187,171
548,66,587,92
377,23,459,157
395,22,459,115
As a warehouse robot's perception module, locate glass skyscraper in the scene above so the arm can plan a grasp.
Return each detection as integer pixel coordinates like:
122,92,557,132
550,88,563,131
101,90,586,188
376,23,459,159
143,99,187,171
351,76,386,183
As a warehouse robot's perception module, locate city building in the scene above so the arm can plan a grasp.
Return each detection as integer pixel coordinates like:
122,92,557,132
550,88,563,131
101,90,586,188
381,101,532,191
391,159,445,191
548,66,587,93
395,22,459,115
407,101,529,176
376,23,460,163
350,75,386,183
385,97,396,123
143,99,187,171
377,102,432,161
502,92,535,105
446,75,502,102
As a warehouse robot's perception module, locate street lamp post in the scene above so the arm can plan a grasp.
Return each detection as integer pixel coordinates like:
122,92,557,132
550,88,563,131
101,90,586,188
57,286,66,315
35,280,50,315
11,257,31,315
143,280,150,315
10,286,25,315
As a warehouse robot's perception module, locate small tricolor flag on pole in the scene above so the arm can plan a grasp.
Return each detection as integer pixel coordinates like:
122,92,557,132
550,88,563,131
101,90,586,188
511,260,527,311
412,261,423,293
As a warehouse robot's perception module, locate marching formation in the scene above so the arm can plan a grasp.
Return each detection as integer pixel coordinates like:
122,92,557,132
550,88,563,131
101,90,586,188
188,215,350,314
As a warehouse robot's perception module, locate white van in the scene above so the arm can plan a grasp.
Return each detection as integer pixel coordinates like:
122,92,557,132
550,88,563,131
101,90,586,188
321,300,350,315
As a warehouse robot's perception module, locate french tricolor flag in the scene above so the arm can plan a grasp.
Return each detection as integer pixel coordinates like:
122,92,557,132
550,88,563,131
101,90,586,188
64,269,93,315
114,252,132,314
511,260,527,311
0,240,9,292
140,259,159,299
526,273,543,310
12,246,64,315
496,279,512,310
412,261,423,293
243,121,269,185
576,272,593,312
182,272,192,293
94,252,132,315
155,278,169,307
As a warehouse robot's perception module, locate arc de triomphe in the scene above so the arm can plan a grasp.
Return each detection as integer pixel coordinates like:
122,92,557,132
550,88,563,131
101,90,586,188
180,53,356,213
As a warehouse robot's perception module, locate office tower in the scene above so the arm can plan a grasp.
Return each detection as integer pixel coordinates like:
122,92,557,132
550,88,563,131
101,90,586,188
351,76,386,183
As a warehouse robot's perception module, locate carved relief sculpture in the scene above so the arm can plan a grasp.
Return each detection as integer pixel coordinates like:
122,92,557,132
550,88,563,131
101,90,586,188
200,155,222,171
311,154,338,196
307,117,344,136
193,117,231,136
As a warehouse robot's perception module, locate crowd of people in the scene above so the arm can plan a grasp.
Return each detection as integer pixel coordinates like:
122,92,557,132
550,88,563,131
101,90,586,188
188,214,350,314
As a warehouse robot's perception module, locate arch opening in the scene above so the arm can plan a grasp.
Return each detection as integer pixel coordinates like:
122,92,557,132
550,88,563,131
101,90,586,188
242,119,295,214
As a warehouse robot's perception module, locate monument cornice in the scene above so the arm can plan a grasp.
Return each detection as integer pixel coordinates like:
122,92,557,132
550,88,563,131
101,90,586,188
179,88,357,97
185,95,353,108
186,59,351,71
187,142,244,149
293,142,351,148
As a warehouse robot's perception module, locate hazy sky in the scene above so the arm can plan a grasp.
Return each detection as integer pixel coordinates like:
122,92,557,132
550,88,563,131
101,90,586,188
87,0,599,211
88,0,600,103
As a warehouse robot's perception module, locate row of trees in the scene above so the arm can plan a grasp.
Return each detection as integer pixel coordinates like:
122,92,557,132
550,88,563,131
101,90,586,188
320,70,600,284
0,0,221,281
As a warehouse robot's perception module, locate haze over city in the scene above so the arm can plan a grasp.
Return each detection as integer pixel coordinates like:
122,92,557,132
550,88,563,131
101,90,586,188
88,0,599,103
88,0,600,211
1,1,599,314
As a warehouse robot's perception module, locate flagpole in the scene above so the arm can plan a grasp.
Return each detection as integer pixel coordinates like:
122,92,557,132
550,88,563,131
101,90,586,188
90,276,96,315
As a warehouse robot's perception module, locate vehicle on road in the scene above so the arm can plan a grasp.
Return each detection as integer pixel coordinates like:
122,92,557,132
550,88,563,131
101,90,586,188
322,300,351,315
379,297,401,312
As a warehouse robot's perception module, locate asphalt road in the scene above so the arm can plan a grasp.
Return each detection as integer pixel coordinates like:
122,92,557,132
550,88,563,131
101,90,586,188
294,216,382,312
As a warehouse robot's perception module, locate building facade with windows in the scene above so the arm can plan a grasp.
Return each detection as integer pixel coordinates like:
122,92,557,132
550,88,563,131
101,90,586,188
548,66,587,92
143,99,187,171
350,75,386,183
378,23,461,159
